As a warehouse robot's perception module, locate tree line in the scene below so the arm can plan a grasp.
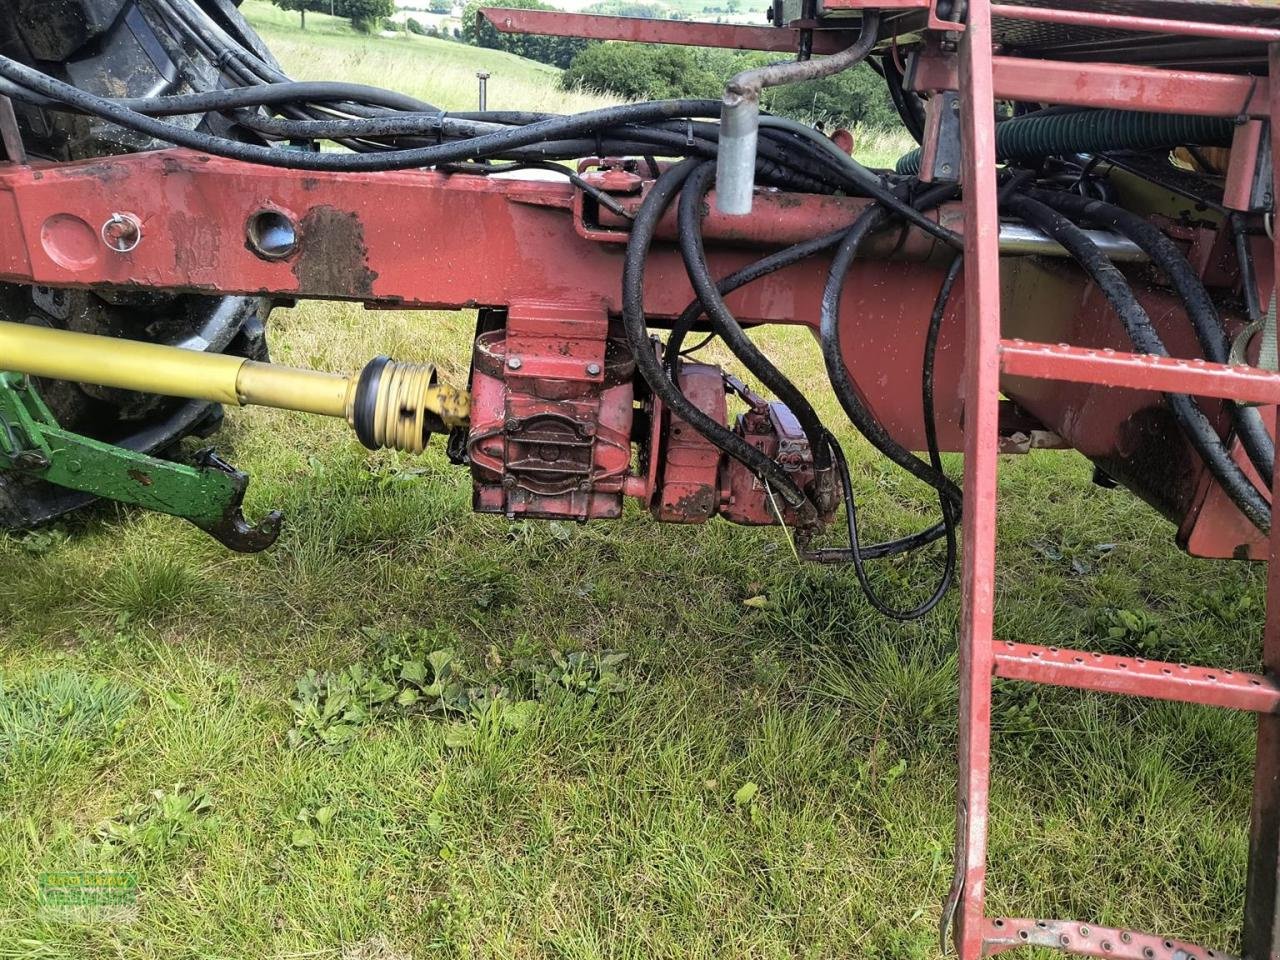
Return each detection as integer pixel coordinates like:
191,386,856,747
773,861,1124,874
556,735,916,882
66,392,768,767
270,0,396,32
273,0,898,130
460,0,897,130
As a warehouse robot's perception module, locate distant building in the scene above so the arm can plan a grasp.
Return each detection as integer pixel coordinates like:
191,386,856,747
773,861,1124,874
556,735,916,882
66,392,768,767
388,6,464,35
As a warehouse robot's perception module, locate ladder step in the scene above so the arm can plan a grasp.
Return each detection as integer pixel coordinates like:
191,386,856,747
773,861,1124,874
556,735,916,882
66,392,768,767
998,338,1280,405
984,917,1233,959
994,641,1280,713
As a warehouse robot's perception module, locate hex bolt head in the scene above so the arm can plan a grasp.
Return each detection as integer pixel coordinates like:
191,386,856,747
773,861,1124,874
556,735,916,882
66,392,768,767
506,356,523,370
586,362,602,376
504,418,521,432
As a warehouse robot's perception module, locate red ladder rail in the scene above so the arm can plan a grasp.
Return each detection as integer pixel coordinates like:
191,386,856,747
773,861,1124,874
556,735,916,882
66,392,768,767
944,3,1280,959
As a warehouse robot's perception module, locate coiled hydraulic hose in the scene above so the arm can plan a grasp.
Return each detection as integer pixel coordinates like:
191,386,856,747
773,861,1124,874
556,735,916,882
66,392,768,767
623,158,816,518
677,161,833,474
662,224,953,564
1031,189,1275,489
1007,194,1271,533
820,196,964,509
809,252,962,619
896,109,1236,175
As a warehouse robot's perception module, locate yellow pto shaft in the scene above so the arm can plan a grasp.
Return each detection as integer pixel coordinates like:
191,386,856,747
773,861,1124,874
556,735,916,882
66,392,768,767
0,319,469,454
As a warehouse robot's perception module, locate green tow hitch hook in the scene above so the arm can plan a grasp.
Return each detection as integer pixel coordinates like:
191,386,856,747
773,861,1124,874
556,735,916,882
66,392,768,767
186,449,283,552
0,372,282,552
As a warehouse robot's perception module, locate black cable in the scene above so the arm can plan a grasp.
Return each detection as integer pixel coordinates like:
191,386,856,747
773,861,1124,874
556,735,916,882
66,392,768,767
1232,211,1265,324
665,225,852,380
0,60,729,171
880,53,925,146
442,159,632,219
623,158,815,515
804,245,961,618
677,161,832,472
1007,193,1271,533
122,81,442,117
820,432,954,619
1033,189,1274,488
820,192,964,508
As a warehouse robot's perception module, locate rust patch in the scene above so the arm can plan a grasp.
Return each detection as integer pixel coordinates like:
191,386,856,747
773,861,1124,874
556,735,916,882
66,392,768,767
171,211,222,277
293,206,378,298
128,469,154,487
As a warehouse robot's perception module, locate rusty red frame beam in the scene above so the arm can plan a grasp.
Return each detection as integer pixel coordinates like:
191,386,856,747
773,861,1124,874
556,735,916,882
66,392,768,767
999,339,1280,405
990,3,1280,44
0,150,952,314
911,52,1269,118
994,641,1280,714
477,7,861,54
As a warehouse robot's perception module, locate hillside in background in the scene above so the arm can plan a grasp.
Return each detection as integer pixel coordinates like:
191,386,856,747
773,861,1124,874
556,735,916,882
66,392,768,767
241,0,620,112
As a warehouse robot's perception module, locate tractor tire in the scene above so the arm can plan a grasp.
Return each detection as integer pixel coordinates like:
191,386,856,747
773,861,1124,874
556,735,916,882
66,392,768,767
0,0,276,531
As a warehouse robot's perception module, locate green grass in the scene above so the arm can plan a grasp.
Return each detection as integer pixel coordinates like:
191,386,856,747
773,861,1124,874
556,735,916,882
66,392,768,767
241,0,621,114
0,8,1264,960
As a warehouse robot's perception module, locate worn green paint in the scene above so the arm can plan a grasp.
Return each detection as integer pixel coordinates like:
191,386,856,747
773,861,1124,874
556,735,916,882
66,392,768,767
0,371,242,529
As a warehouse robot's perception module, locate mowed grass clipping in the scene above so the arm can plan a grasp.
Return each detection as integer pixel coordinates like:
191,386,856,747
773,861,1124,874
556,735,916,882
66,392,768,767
0,8,1265,960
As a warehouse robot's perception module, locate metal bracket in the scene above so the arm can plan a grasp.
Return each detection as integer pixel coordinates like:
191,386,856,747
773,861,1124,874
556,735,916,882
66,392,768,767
0,371,281,552
920,91,963,183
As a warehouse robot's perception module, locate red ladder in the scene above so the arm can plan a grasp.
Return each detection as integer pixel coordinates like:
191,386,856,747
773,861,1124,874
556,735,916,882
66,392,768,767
945,5,1280,959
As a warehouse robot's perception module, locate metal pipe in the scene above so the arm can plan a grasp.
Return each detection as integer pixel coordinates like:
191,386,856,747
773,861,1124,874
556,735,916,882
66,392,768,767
0,320,469,452
716,9,881,215
997,222,1147,262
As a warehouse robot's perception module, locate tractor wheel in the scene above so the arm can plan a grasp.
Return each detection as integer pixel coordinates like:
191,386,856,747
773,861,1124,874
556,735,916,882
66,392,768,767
0,0,276,531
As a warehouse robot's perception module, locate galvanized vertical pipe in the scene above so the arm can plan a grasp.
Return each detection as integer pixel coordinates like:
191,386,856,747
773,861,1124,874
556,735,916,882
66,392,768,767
1242,41,1280,960
476,71,490,111
948,1,1002,958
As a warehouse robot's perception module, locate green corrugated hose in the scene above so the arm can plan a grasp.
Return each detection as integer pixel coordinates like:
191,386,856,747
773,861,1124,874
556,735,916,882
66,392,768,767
895,108,1235,175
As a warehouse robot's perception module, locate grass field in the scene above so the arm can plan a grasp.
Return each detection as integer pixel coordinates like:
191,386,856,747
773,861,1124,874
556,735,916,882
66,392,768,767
0,7,1267,960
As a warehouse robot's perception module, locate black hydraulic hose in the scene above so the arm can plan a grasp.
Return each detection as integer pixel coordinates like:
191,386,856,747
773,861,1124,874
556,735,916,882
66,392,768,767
0,59,726,171
1032,189,1274,488
880,53,925,146
127,81,441,116
6,65,831,190
623,159,814,514
821,197,964,508
442,160,632,219
661,204,954,564
677,161,832,472
665,226,851,379
758,115,964,250
896,108,1236,175
805,255,961,614
1007,194,1271,533
1231,212,1265,324
665,177,961,374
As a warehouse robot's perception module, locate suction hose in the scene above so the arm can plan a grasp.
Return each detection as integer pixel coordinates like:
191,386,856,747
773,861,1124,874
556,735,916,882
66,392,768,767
896,109,1235,175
